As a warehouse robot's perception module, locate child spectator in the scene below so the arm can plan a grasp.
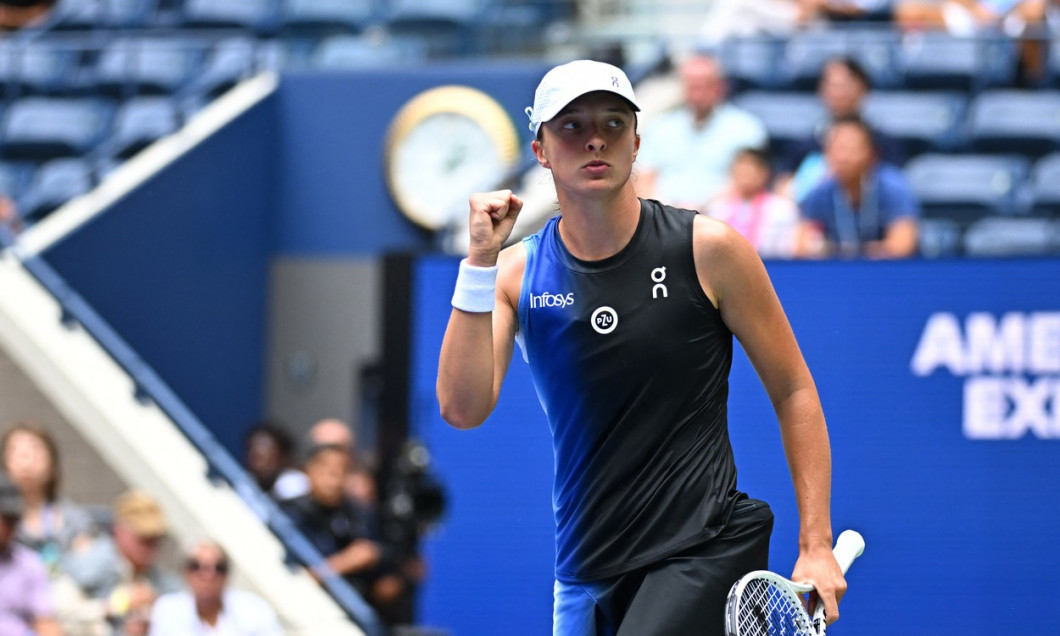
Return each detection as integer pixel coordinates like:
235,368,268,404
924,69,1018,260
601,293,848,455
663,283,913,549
706,147,801,259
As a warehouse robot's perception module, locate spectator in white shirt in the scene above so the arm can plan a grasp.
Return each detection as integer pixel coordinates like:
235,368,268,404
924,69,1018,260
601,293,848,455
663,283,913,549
148,538,281,636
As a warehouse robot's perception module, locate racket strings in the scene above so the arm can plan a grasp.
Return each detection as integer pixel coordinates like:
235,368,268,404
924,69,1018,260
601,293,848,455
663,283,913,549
736,579,814,636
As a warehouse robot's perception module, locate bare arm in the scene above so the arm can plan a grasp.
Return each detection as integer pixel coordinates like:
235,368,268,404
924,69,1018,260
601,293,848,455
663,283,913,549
326,539,381,576
695,216,847,623
436,191,524,429
33,617,62,636
865,217,918,259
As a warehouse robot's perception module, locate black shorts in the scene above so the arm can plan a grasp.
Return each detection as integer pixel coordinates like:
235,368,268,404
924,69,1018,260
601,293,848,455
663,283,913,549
553,497,774,636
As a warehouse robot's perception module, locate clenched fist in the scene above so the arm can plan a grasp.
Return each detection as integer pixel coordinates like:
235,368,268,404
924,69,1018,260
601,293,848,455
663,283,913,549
467,189,523,267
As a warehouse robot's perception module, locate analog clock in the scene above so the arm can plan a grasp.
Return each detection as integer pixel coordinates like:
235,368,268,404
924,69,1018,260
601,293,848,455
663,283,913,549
383,85,522,231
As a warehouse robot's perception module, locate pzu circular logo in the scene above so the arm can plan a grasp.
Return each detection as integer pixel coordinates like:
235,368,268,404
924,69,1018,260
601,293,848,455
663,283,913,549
590,306,618,335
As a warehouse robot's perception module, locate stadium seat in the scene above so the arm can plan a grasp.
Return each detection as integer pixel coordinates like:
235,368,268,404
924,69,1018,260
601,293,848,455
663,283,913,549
779,27,900,91
904,153,1030,225
898,31,1016,92
311,34,427,69
918,217,963,258
862,91,968,156
717,35,781,93
730,91,824,160
383,0,487,57
967,90,1060,158
963,216,1057,257
281,0,376,36
1026,152,1060,216
187,37,259,98
18,158,95,221
93,38,203,97
0,162,32,202
0,97,113,160
109,97,180,159
0,40,81,97
49,0,158,29
181,0,278,34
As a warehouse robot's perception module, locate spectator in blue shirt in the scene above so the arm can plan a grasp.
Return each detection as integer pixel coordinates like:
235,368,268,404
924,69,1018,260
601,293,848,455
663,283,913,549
797,115,920,258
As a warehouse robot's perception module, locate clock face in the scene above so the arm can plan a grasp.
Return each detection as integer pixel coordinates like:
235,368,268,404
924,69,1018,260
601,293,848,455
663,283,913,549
384,86,521,230
390,111,508,230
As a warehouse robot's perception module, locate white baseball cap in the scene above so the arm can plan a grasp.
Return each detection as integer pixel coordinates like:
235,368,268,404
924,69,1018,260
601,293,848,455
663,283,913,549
525,60,641,136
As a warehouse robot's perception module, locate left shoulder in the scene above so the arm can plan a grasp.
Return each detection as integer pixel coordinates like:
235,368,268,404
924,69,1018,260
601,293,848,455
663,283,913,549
692,214,764,306
875,163,918,199
11,544,47,578
225,588,281,626
875,162,909,183
719,102,766,130
225,588,270,610
693,212,755,251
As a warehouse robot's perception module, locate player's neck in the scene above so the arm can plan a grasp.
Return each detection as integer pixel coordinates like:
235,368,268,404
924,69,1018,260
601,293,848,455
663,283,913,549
556,188,641,261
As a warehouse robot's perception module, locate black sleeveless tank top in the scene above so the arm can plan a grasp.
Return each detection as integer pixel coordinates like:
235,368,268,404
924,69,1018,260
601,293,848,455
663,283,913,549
517,199,741,582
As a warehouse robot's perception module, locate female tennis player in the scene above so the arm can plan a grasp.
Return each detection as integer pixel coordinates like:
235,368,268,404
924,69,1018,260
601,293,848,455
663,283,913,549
436,59,846,635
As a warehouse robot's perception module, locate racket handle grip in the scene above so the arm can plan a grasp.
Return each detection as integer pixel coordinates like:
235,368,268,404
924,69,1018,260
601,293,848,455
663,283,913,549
832,530,865,575
812,530,866,629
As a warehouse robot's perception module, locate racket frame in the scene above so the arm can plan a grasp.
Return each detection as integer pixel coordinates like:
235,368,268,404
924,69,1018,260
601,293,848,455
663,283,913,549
724,530,866,636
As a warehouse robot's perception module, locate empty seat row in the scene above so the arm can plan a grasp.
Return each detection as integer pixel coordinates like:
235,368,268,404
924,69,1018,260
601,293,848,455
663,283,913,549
46,0,508,39
0,158,98,221
734,89,1060,161
0,32,438,100
718,29,1042,93
0,95,197,162
905,152,1060,222
920,216,1060,258
0,36,268,99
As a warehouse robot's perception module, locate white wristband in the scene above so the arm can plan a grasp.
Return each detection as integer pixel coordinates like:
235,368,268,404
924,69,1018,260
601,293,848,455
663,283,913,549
452,258,498,313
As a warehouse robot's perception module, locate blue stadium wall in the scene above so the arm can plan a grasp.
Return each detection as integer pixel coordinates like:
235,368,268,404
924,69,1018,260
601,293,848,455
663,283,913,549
411,256,1060,635
37,61,551,453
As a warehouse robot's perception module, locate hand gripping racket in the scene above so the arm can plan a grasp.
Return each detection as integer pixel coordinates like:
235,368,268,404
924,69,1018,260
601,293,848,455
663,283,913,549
724,530,865,636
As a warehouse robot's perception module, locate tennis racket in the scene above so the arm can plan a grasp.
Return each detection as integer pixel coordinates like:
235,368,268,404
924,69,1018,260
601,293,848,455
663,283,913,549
724,529,865,636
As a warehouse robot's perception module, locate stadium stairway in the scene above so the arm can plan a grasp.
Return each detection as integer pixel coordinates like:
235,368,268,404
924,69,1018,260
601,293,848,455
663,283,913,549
0,72,375,636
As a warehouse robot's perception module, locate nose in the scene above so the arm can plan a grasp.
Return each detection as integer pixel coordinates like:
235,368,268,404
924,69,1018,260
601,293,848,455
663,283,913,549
585,124,606,153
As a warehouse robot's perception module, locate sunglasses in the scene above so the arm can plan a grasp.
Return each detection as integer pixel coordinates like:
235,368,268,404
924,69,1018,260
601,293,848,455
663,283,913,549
186,559,229,575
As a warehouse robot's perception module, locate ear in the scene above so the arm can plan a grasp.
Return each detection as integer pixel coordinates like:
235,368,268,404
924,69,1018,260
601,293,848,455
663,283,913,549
532,139,551,170
633,133,640,162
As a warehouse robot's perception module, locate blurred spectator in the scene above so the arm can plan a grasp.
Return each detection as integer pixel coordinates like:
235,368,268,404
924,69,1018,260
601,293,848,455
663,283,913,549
698,0,896,44
0,0,55,30
635,53,768,210
2,422,96,575
282,443,409,626
812,0,897,22
895,0,1045,34
278,418,378,507
782,56,904,201
706,147,801,258
149,538,282,636
698,0,818,45
797,116,920,258
0,470,61,636
243,422,304,502
0,195,22,238
55,489,181,636
894,0,1048,82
